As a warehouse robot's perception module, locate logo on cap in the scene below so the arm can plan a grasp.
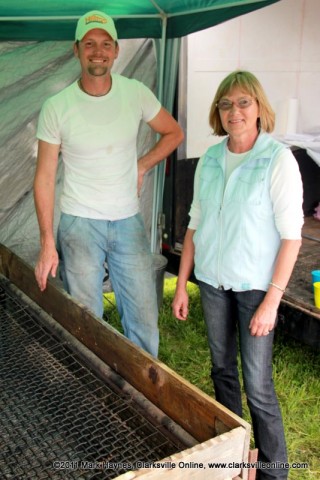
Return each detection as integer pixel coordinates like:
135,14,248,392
85,14,108,25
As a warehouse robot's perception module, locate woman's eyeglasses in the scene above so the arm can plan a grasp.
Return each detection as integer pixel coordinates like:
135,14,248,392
216,98,254,111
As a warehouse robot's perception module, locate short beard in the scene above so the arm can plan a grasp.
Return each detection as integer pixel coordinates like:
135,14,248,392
88,66,109,76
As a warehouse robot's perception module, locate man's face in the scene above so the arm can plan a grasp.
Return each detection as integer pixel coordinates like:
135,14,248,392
74,28,119,77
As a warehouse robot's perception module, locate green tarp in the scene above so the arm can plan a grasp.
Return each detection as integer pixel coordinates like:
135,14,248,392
0,0,280,41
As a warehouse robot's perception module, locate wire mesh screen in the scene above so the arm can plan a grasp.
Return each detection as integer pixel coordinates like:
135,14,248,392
0,280,185,479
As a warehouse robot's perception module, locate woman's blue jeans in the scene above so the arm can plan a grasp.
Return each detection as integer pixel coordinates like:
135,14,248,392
57,213,159,357
198,281,288,480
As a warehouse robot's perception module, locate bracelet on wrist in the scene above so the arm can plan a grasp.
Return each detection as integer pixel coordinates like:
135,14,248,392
269,281,286,293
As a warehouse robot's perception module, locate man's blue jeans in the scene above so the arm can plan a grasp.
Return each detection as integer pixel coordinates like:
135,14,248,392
198,281,288,480
57,213,159,357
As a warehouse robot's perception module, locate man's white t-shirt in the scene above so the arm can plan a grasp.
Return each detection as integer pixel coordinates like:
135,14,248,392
37,74,161,220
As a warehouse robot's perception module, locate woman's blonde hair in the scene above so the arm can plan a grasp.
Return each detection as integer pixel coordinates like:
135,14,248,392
209,70,275,136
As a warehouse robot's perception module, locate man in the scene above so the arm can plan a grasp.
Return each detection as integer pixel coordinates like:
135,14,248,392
34,10,184,357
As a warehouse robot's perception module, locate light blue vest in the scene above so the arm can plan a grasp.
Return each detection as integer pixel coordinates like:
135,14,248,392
193,133,286,291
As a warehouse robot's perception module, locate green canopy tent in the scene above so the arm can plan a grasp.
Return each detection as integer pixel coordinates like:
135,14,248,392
0,0,280,251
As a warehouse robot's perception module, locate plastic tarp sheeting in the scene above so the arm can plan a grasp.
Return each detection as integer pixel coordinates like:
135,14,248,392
275,134,320,168
0,39,157,266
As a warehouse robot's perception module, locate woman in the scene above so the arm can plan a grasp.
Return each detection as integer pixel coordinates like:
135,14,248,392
172,71,303,480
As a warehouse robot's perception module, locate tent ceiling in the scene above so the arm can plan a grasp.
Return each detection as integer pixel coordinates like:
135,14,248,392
0,0,280,41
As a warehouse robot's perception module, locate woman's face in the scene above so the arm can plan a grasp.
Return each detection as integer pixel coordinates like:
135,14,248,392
218,87,260,140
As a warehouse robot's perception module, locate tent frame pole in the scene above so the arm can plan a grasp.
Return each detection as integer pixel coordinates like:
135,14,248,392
150,13,167,253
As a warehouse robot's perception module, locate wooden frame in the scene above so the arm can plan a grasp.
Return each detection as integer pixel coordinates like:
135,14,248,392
0,244,253,479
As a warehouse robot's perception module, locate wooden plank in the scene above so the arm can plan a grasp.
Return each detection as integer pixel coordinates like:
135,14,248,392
282,216,320,320
281,298,320,320
0,244,250,451
247,449,258,480
116,427,246,480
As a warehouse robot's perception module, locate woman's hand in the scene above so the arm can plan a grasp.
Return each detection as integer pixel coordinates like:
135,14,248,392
249,299,278,336
172,287,189,321
171,228,195,321
250,239,302,336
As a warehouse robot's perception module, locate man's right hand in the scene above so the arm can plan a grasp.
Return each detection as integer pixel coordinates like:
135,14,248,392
35,243,59,291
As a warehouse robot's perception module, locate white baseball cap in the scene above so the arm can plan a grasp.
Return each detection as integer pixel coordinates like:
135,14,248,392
75,10,118,41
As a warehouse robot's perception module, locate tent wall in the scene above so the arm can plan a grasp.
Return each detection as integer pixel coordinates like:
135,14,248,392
183,0,320,158
0,39,157,266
